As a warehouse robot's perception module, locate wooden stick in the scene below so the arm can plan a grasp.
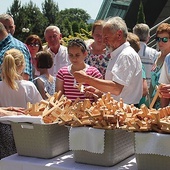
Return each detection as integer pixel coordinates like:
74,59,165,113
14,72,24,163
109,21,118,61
149,86,159,109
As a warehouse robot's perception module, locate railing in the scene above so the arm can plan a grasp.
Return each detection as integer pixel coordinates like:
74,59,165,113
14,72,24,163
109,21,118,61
147,16,170,49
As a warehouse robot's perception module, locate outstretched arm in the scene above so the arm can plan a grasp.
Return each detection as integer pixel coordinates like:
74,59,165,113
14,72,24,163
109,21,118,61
73,70,124,96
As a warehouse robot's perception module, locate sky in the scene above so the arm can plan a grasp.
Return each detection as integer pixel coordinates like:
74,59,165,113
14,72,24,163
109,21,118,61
0,0,103,19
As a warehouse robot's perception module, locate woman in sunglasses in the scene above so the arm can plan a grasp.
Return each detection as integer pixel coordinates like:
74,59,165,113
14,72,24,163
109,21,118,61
25,34,43,78
150,23,170,108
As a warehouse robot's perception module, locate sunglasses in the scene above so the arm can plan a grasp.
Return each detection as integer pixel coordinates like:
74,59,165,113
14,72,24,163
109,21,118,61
155,37,169,43
29,43,40,47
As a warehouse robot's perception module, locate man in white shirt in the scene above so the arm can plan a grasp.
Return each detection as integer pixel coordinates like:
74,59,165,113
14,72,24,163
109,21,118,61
133,23,160,88
73,17,143,105
44,26,69,77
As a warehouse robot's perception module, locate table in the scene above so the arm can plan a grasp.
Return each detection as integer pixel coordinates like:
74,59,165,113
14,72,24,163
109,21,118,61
0,151,137,170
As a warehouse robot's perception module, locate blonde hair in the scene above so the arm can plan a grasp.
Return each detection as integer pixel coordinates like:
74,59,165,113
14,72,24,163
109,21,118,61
1,48,25,90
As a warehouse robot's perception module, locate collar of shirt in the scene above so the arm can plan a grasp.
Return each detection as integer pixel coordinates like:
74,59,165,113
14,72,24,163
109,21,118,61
110,41,130,59
0,34,11,47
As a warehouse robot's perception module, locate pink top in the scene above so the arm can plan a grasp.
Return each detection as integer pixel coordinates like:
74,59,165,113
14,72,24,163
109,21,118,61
57,64,102,102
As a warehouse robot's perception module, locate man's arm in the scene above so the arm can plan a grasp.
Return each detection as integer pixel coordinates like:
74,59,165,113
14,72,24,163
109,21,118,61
74,70,124,96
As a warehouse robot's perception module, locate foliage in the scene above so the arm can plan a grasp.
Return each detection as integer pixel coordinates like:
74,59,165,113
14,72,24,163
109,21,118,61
7,0,93,43
59,8,90,23
137,0,146,24
42,0,59,25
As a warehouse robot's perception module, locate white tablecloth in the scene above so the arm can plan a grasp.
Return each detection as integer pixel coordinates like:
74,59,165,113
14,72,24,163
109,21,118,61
0,151,137,170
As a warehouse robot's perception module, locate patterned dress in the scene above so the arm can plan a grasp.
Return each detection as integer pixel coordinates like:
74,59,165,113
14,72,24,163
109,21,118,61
34,74,56,96
85,45,111,78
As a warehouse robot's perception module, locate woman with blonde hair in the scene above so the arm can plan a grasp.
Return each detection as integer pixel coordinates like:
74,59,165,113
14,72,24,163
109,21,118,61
0,48,42,159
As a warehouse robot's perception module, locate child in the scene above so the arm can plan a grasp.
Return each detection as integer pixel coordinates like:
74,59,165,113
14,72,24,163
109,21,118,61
34,51,56,100
0,48,42,108
0,48,42,159
56,38,102,102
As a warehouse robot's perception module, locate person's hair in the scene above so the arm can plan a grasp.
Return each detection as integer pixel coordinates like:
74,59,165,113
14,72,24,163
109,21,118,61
67,38,87,53
127,32,140,52
0,22,7,33
25,34,43,51
103,16,128,38
156,23,170,37
0,13,14,22
92,20,104,34
1,48,25,90
36,51,53,69
133,23,150,42
44,25,60,36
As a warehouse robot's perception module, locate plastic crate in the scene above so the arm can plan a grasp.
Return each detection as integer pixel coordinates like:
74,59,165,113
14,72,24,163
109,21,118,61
11,122,69,159
73,129,134,166
136,154,170,170
135,132,170,170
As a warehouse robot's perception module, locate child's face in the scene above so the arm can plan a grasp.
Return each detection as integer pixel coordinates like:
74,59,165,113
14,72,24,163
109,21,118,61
68,46,87,65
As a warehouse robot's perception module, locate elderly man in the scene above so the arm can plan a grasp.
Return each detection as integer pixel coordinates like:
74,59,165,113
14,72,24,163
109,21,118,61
44,25,69,77
133,23,160,88
74,16,143,105
0,14,15,35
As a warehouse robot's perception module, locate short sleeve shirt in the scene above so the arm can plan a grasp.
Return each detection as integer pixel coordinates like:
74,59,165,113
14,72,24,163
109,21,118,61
0,34,32,81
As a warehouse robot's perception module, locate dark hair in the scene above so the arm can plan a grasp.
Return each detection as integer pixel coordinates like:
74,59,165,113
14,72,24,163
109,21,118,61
25,34,43,51
68,38,87,53
36,51,53,69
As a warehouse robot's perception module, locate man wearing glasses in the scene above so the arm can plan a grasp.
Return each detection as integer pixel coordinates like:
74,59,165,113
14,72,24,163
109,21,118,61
133,23,160,89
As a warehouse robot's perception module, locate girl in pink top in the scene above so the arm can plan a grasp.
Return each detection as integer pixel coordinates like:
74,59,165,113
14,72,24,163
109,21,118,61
56,38,102,102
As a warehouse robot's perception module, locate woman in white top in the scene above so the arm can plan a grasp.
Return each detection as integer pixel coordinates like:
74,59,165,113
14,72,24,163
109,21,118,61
0,48,42,159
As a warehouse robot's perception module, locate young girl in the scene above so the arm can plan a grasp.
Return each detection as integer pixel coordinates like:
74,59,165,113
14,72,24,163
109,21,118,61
0,48,42,108
34,51,56,100
0,48,42,159
56,38,103,102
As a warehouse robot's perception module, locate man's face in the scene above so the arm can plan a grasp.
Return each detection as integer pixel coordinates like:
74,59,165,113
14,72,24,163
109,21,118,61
103,24,120,51
45,29,61,48
1,19,15,35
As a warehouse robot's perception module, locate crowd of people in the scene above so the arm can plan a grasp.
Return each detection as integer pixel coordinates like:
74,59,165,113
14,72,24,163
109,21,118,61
0,13,170,159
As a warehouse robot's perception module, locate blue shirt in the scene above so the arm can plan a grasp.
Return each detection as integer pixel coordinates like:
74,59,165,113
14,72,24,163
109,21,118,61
0,34,32,81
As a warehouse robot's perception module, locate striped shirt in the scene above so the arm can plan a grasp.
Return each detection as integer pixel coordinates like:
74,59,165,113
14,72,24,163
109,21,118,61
57,64,102,101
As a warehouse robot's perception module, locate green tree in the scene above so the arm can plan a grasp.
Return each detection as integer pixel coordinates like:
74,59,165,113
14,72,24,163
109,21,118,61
72,21,80,36
42,0,59,25
59,8,90,23
60,18,73,37
79,21,88,31
8,0,47,41
137,0,146,23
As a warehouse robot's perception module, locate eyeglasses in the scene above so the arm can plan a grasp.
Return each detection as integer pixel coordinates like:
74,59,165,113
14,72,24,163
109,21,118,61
28,43,40,47
155,37,169,43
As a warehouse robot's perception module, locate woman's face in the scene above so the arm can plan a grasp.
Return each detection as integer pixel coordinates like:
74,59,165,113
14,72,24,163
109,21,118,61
68,46,87,66
27,40,40,57
156,32,170,53
92,25,103,45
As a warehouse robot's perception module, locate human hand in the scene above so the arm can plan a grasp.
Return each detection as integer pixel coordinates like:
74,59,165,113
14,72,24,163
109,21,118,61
0,107,25,117
73,70,87,83
159,84,170,98
84,86,103,100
